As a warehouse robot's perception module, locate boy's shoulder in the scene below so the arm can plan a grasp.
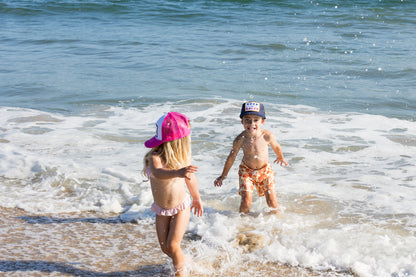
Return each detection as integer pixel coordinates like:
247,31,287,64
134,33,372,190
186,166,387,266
235,130,249,140
231,131,250,146
233,131,246,142
261,128,276,141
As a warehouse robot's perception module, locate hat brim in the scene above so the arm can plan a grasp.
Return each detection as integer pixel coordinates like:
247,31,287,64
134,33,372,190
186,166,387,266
144,136,164,148
240,111,266,119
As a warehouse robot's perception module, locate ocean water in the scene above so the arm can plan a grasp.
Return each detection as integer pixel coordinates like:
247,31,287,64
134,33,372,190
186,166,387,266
0,0,415,276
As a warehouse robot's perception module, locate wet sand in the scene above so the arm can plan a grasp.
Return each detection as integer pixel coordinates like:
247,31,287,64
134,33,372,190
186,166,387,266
0,207,350,276
0,207,167,276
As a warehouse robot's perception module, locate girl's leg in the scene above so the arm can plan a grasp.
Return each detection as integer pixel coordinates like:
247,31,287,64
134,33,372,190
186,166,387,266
155,215,172,256
167,207,190,274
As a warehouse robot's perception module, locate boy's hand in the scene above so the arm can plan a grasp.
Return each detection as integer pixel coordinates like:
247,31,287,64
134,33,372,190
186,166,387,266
214,176,225,187
274,157,289,166
191,199,203,217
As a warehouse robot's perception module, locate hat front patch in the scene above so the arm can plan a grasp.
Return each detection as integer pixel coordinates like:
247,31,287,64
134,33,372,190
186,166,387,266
245,102,260,112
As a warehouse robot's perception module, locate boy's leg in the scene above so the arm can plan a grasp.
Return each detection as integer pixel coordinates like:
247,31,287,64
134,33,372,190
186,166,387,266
167,207,191,274
265,189,280,213
261,164,280,213
239,190,252,213
239,165,254,214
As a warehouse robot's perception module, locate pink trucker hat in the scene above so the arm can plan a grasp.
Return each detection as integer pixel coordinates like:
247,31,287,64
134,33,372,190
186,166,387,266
144,112,191,148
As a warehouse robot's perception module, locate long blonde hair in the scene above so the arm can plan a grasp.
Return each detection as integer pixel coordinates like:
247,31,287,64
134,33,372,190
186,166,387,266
143,135,191,176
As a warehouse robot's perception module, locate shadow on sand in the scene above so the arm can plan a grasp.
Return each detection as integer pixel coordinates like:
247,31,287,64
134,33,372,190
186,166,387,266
0,261,170,277
16,215,126,225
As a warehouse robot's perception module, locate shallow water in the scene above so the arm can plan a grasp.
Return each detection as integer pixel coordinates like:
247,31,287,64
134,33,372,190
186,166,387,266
1,100,415,276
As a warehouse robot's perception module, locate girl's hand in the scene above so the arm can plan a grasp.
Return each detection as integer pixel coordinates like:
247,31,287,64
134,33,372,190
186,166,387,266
177,165,198,180
191,199,203,217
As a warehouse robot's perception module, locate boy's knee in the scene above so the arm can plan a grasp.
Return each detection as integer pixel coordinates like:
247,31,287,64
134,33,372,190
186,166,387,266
241,192,252,204
240,192,252,213
242,197,251,205
241,190,252,199
266,190,279,207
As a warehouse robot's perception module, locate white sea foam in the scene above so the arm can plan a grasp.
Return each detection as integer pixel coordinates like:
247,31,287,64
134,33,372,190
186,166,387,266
1,99,415,276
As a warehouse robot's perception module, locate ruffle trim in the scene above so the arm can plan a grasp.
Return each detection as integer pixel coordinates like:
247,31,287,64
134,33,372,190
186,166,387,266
151,194,191,216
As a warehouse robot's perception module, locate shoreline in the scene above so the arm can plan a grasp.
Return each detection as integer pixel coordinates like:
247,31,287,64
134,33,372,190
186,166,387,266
0,207,351,276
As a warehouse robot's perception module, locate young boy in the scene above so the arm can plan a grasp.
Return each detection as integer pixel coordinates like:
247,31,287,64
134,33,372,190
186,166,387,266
214,102,288,214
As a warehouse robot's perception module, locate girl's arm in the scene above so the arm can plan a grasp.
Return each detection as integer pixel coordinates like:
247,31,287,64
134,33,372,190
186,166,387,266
186,174,203,217
148,154,198,179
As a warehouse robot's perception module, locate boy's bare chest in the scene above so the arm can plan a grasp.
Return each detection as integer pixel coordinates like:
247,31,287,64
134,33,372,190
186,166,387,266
241,137,268,155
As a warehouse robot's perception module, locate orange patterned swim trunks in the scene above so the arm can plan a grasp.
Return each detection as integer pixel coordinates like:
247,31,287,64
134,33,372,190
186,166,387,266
238,162,275,197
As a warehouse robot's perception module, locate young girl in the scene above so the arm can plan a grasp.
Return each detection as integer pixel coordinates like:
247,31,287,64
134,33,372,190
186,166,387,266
143,112,203,276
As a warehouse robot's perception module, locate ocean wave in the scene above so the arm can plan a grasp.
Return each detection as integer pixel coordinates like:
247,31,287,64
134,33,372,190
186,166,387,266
0,1,131,16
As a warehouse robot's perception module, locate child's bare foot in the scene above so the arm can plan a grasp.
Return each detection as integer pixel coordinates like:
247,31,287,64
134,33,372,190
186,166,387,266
267,206,283,216
174,267,185,277
270,207,280,214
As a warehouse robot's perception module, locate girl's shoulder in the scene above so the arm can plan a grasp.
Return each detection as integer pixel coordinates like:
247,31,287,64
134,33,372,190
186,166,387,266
147,151,161,160
145,151,161,164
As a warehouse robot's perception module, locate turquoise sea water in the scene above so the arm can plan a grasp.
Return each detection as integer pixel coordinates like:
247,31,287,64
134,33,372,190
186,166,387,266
1,0,415,118
1,1,416,276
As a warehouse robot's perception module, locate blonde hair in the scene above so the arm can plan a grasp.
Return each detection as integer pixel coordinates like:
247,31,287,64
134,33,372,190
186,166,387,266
143,135,191,176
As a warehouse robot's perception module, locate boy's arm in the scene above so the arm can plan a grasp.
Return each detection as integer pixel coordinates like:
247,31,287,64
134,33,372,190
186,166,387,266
268,132,289,166
186,174,203,217
148,154,198,180
214,135,243,187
